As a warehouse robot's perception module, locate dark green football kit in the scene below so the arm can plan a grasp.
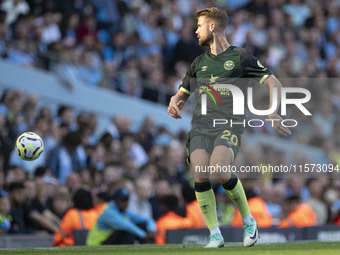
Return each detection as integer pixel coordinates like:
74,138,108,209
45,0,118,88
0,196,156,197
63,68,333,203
179,46,272,162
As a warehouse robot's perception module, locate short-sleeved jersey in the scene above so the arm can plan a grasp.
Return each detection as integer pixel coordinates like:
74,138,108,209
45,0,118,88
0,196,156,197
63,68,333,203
179,46,272,135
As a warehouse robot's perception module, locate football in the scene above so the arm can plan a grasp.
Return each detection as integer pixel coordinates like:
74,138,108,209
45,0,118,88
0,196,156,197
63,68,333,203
15,132,44,161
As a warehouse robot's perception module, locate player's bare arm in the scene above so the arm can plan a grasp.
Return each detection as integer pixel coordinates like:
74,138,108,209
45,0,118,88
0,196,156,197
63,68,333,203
263,75,292,136
168,90,190,119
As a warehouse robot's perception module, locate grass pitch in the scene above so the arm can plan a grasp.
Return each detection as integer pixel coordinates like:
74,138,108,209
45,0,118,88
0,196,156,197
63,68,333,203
0,242,339,255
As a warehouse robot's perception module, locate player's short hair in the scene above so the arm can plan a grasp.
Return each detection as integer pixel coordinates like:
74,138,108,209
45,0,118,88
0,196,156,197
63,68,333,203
196,7,228,31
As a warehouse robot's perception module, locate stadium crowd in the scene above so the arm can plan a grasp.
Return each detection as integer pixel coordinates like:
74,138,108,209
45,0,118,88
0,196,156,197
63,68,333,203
0,0,340,245
0,86,339,244
1,1,340,100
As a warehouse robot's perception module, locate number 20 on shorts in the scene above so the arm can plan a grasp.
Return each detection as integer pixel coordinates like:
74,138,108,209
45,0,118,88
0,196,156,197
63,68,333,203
220,130,238,146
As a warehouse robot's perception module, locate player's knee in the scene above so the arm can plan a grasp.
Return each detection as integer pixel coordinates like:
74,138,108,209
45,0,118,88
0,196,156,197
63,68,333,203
215,172,232,184
221,173,239,190
190,149,210,166
194,177,210,183
209,158,231,182
210,159,230,179
210,159,230,169
191,157,209,167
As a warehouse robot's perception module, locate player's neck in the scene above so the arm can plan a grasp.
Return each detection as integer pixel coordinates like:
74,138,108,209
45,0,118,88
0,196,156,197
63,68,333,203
210,35,230,56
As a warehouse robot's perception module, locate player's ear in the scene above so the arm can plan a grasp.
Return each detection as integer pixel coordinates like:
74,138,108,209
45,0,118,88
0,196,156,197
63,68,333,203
209,22,215,32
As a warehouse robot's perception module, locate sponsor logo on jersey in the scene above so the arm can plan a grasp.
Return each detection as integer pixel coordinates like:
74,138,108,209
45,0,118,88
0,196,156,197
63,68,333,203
201,66,208,71
224,60,235,70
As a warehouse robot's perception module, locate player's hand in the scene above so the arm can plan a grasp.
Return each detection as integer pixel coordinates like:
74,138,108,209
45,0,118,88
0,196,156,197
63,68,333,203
168,97,183,119
268,113,292,136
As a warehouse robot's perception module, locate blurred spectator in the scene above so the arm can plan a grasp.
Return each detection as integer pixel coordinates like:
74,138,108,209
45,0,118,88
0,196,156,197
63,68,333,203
119,132,148,168
169,19,204,71
0,193,11,233
258,183,283,224
86,188,156,245
136,10,164,57
245,0,269,15
15,94,38,134
102,31,131,68
65,172,82,191
312,102,336,137
97,131,118,164
39,12,62,46
108,115,131,139
155,194,190,245
285,178,306,199
93,191,110,215
5,90,23,140
56,105,75,130
7,181,59,233
53,186,98,246
77,51,103,87
43,175,59,199
31,180,60,231
149,178,171,220
128,176,153,218
181,185,207,228
102,163,123,192
8,182,30,233
163,140,187,185
24,179,36,204
77,15,97,41
229,10,251,47
6,166,26,184
1,0,30,25
305,178,328,225
10,179,59,234
123,156,138,180
0,113,12,172
60,13,80,48
7,40,36,67
0,171,6,194
92,0,120,32
283,0,311,27
46,130,86,184
279,195,317,228
47,185,70,219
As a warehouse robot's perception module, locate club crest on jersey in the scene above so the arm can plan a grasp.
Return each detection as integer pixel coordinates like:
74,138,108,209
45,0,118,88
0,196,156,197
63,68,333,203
224,60,235,70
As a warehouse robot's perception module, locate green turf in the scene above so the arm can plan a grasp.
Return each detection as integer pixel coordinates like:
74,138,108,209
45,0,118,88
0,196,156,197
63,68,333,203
0,242,339,255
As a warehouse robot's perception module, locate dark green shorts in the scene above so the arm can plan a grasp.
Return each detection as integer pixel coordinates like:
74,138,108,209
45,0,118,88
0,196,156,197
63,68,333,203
185,128,241,164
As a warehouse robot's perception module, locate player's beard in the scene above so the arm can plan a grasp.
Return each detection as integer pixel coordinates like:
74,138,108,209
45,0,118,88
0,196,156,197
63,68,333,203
199,32,213,46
